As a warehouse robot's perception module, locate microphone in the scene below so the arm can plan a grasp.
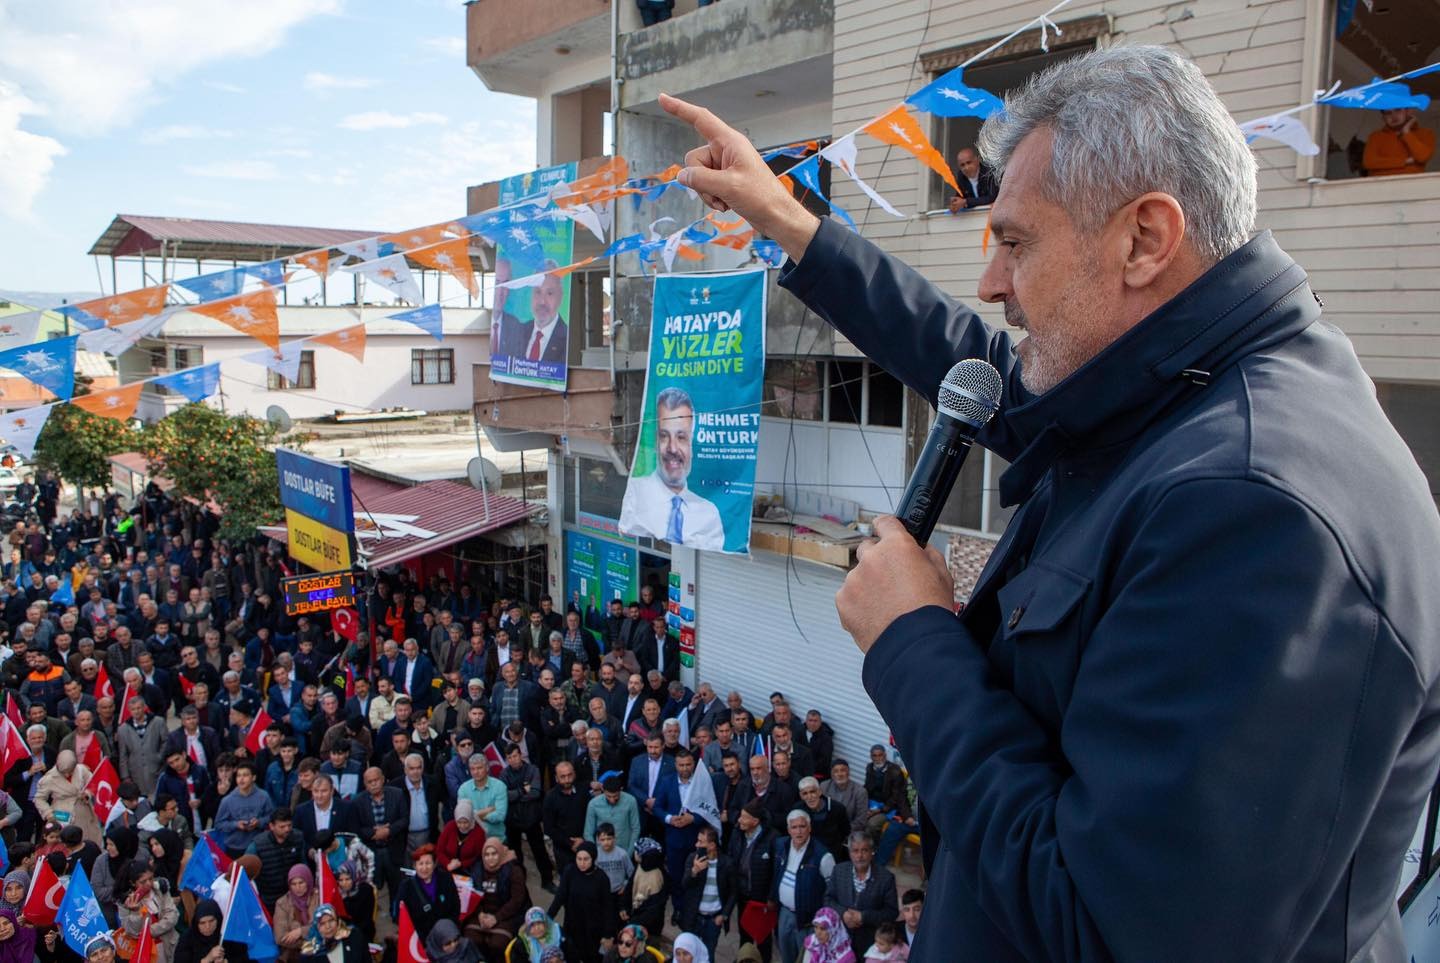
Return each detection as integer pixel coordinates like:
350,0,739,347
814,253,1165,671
896,359,1003,544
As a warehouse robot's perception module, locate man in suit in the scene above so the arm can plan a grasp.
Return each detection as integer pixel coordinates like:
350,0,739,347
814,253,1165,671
265,662,305,727
293,772,355,850
394,638,437,711
390,752,440,858
947,145,999,211
163,705,223,771
344,675,373,724
687,682,727,738
627,733,675,838
489,255,526,358
576,727,621,796
56,678,97,724
634,616,679,684
355,766,407,913
825,831,899,951
511,269,569,365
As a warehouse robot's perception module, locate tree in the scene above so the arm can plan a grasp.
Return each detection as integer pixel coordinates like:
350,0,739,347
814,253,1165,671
33,403,141,489
139,403,287,542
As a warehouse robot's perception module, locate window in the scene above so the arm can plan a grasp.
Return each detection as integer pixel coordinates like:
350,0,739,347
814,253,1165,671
764,358,904,427
267,350,315,390
763,359,824,420
922,18,1104,209
828,360,864,424
411,348,455,385
1315,0,1440,180
576,456,628,522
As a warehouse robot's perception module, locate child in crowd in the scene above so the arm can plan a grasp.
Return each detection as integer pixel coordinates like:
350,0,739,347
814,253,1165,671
863,922,909,962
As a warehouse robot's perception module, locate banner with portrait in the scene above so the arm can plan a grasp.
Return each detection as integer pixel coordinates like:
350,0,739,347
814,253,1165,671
489,161,577,393
620,269,766,554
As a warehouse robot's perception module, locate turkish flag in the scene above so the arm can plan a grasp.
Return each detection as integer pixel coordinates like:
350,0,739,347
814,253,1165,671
179,673,196,700
117,683,136,725
244,707,273,755
481,741,505,778
204,833,233,874
133,914,155,963
86,758,120,823
22,858,64,927
344,663,355,701
94,664,115,701
332,606,359,642
316,853,347,919
4,693,22,732
79,734,103,771
398,903,428,963
0,717,31,781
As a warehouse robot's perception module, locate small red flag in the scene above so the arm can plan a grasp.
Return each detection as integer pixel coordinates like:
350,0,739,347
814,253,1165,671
117,683,136,725
344,663,356,701
79,734,102,771
398,903,428,963
332,606,359,642
316,852,347,919
4,694,22,732
0,717,30,781
179,673,196,700
21,858,64,927
94,664,115,701
204,833,233,873
86,757,121,823
244,707,273,755
482,741,505,778
132,914,155,963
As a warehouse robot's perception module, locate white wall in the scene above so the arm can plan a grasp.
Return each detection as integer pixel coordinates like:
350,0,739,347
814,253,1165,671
755,417,905,516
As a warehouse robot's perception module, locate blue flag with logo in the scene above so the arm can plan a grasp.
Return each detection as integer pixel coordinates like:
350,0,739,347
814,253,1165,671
788,156,856,231
50,578,73,607
152,363,221,403
222,869,279,961
387,303,444,342
1319,78,1431,111
179,831,219,898
907,67,1005,119
0,336,78,401
58,865,110,955
619,269,767,555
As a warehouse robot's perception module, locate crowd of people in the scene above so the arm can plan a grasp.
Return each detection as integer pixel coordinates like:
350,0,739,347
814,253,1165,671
0,476,927,963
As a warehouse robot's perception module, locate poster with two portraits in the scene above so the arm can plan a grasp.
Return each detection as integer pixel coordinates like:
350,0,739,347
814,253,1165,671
620,269,767,554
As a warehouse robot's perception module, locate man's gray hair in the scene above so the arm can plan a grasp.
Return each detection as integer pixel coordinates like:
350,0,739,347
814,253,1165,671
977,45,1255,263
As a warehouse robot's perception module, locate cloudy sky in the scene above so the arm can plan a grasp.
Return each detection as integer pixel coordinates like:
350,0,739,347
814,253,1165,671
0,0,537,294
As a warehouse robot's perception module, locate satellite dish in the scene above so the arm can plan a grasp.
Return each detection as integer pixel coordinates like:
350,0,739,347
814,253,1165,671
265,405,293,433
466,456,502,493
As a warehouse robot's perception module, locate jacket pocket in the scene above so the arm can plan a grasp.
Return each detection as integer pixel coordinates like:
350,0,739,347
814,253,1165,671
996,560,1090,642
994,561,1092,722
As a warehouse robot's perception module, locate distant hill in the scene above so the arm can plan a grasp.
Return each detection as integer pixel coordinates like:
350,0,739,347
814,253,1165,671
0,290,102,310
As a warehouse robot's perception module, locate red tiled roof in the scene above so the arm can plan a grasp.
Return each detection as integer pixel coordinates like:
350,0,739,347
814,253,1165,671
355,480,535,571
88,214,388,261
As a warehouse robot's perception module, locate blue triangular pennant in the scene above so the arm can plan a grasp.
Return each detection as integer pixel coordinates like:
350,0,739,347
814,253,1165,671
907,68,1005,119
152,363,221,403
388,303,444,342
0,336,78,401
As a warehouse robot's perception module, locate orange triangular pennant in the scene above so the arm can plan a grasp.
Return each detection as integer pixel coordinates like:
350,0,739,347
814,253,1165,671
408,237,479,297
550,257,597,278
710,229,756,250
382,224,452,251
191,288,280,351
292,249,331,276
557,156,631,208
310,322,367,363
71,382,144,422
72,284,170,328
863,105,960,192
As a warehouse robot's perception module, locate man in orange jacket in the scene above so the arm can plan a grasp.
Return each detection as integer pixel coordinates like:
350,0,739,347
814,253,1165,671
1362,106,1435,175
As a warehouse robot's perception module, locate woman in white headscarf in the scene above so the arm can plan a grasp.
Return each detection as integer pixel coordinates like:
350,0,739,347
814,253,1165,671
34,749,101,844
669,933,711,963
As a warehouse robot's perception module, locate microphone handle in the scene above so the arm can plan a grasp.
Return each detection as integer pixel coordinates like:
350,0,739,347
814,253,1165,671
895,415,979,545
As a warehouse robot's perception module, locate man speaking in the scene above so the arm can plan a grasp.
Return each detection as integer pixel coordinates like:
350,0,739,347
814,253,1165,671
620,386,725,550
663,46,1440,961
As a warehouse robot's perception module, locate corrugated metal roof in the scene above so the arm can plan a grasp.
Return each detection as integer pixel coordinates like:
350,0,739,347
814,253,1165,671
88,214,388,260
356,480,535,570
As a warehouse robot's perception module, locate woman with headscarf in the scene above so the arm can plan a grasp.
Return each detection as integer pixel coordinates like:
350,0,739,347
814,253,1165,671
116,859,180,963
173,899,225,963
599,923,665,962
468,838,528,962
333,862,375,945
423,920,477,963
298,904,367,963
0,871,27,916
397,844,460,935
502,907,561,963
273,865,319,963
623,838,667,938
0,907,38,963
800,907,856,963
94,827,140,926
548,841,613,963
147,828,184,891
34,749,101,845
668,933,711,963
436,800,486,875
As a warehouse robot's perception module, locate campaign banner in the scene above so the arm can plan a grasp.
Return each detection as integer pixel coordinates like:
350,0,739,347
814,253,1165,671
489,162,577,393
565,532,638,614
619,269,766,554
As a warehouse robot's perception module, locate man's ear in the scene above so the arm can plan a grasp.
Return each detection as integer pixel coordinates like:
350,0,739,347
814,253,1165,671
1121,192,1188,290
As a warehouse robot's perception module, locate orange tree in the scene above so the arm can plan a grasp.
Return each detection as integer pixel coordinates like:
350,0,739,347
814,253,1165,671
33,403,142,489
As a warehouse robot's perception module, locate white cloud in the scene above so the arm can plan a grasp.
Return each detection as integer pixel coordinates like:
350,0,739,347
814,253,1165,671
181,159,281,181
337,110,448,132
303,71,377,93
140,124,235,144
0,0,341,134
0,81,66,219
420,36,465,57
204,80,247,94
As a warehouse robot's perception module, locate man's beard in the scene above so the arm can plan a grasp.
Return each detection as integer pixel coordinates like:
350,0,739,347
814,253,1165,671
1006,285,1108,396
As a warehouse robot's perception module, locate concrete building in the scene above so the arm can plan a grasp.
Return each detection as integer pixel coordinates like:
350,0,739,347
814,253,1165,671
464,0,1440,775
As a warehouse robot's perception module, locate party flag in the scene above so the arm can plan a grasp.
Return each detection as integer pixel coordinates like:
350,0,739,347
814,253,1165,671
1319,78,1430,111
556,156,630,208
79,311,172,358
387,303,444,342
821,135,906,218
0,336,79,401
57,865,108,955
1239,114,1320,155
192,288,281,351
907,67,1005,118
49,576,74,606
86,758,120,824
242,341,306,385
310,323,367,363
788,157,857,231
151,363,220,403
71,382,145,423
179,833,219,898
398,903,427,963
382,224,453,251
864,105,960,192
408,237,479,297
547,204,606,244
23,858,64,926
221,866,279,962
0,404,54,459
93,663,115,701
337,238,384,263
344,254,422,305
0,310,43,351
291,249,335,277
64,284,170,330
603,233,648,258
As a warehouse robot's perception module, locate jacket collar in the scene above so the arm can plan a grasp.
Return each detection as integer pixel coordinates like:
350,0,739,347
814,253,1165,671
997,231,1319,506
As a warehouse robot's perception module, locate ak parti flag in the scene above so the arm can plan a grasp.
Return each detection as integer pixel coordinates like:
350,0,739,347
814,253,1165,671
557,156,630,208
192,288,281,352
398,903,427,963
291,249,333,277
68,284,171,329
309,323,367,363
244,706,273,755
408,237,479,297
863,104,960,192
86,758,120,823
22,857,65,926
71,382,145,422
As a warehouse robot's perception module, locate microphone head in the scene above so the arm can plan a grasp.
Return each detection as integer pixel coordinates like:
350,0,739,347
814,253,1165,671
937,359,1002,427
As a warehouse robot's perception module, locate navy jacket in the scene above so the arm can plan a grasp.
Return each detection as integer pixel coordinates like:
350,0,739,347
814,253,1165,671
781,219,1440,962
